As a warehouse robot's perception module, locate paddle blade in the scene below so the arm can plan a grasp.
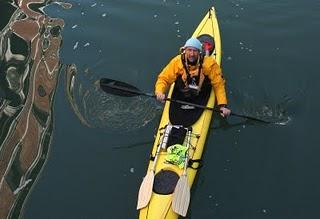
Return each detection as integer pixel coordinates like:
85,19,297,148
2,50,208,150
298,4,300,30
99,78,141,97
137,171,155,210
172,175,190,217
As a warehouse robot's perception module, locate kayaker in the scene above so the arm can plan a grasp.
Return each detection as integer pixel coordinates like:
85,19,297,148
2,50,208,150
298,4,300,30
155,37,231,117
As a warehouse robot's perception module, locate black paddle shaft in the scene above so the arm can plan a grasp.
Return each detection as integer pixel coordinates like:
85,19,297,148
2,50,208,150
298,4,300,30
99,78,270,124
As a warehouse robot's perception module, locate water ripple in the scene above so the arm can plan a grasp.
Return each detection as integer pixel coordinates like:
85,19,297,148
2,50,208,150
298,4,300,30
65,64,161,132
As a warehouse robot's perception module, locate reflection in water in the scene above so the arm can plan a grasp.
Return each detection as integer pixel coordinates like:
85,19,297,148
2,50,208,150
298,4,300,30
65,64,162,132
0,0,67,218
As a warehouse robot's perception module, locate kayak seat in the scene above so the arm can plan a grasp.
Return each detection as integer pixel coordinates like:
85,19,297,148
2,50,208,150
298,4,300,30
153,169,179,195
197,34,215,56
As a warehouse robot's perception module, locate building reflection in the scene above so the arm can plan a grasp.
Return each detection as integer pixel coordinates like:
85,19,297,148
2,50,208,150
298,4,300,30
0,0,66,218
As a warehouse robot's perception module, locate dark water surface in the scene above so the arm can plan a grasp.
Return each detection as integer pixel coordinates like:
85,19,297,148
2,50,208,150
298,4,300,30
1,0,320,218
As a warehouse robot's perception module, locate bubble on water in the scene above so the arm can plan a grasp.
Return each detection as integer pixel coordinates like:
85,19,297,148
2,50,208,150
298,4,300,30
102,13,107,17
91,3,97,7
73,41,79,50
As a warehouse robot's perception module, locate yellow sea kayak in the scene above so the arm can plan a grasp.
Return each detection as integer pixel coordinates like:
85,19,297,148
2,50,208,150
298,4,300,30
138,6,221,218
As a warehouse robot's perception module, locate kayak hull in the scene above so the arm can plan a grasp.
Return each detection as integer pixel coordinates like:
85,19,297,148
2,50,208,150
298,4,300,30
139,6,221,219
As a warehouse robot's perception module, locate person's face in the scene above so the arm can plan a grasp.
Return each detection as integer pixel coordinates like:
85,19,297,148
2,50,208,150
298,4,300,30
185,47,199,62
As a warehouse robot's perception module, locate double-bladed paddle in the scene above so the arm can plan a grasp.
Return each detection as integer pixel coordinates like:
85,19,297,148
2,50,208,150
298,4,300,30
99,78,270,124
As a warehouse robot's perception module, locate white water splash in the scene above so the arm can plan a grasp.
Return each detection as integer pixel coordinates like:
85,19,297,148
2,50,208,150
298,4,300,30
275,116,292,126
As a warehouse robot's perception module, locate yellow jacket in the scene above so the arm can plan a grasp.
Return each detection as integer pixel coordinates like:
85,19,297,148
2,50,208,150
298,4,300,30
155,54,227,105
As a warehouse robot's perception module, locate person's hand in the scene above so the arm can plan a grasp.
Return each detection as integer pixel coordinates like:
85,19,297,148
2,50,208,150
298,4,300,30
155,92,166,103
219,105,231,117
